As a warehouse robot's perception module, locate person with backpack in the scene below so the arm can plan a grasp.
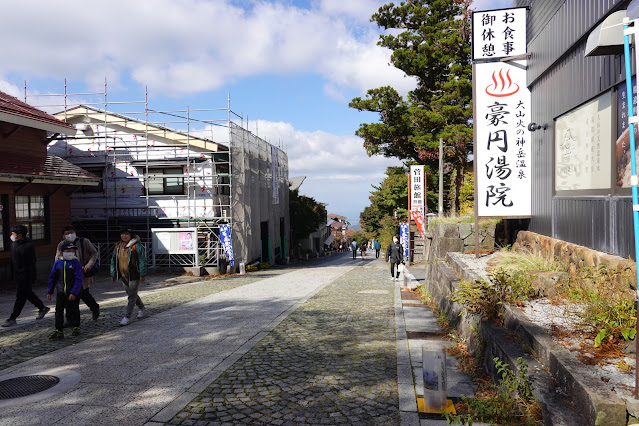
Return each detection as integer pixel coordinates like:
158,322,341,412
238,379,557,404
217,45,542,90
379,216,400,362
110,226,147,326
55,225,100,323
385,235,404,281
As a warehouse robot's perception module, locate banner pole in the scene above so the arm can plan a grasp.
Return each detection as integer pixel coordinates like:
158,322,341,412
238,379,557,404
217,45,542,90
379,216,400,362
472,63,479,258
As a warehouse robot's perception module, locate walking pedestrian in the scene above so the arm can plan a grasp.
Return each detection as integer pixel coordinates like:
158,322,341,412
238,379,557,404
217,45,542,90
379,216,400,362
360,241,367,259
46,242,83,339
385,235,404,281
55,225,100,324
351,240,357,259
1,225,50,327
110,226,147,326
374,240,381,258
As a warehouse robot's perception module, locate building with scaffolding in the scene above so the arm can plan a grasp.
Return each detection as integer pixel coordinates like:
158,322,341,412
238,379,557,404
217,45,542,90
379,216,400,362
30,83,289,273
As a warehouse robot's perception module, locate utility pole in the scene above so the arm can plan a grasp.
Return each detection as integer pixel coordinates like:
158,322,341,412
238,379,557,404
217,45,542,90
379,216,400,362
438,138,443,217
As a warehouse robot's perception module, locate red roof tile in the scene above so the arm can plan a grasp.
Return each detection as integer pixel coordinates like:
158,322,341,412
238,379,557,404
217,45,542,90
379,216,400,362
0,91,72,131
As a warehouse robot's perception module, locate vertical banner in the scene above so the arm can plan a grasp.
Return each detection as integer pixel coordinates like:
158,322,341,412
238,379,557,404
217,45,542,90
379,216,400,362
410,165,425,218
411,210,426,238
400,222,409,259
220,225,235,266
475,60,531,217
179,231,194,251
271,145,280,204
472,8,527,61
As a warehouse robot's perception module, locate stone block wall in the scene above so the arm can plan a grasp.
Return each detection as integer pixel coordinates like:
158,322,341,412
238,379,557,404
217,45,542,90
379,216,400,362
513,230,637,289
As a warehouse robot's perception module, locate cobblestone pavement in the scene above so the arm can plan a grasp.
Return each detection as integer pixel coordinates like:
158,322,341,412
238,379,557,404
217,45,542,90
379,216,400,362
0,267,294,371
168,259,399,425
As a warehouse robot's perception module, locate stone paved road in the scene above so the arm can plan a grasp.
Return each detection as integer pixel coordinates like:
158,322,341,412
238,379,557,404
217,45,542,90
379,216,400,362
0,267,293,370
169,257,399,425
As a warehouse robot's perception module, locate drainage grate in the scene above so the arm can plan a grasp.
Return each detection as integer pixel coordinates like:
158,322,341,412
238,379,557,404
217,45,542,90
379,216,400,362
0,375,60,400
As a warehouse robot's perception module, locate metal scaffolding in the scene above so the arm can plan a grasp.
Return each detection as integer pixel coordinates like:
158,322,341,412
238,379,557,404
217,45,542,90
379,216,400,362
24,78,288,271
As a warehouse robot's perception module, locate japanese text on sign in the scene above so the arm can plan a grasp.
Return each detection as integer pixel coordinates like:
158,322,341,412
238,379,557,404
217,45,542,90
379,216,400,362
475,60,531,217
472,8,527,61
400,223,409,259
220,225,235,266
410,165,425,218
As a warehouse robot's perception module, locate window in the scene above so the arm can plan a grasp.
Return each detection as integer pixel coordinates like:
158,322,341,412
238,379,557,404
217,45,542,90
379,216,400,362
148,168,184,195
15,195,48,241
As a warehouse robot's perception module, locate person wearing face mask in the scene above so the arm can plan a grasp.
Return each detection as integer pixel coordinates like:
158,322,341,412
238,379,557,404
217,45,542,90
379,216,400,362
1,225,50,327
385,235,404,282
110,226,147,326
55,225,100,323
46,242,83,339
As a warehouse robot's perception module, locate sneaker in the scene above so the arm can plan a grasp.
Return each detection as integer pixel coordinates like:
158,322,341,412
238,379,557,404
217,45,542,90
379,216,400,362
72,327,81,337
48,330,64,340
390,277,396,281
119,317,130,326
63,320,72,328
137,308,146,319
1,319,16,327
92,305,100,321
36,307,50,320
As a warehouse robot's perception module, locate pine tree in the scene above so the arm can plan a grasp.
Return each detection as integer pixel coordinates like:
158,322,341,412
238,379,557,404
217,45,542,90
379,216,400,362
349,0,473,214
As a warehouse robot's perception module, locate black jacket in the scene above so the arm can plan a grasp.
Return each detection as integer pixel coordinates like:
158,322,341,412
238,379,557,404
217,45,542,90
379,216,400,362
11,237,37,286
386,242,404,263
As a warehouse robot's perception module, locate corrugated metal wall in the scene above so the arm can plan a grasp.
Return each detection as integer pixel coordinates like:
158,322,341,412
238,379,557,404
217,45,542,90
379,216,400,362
513,0,635,258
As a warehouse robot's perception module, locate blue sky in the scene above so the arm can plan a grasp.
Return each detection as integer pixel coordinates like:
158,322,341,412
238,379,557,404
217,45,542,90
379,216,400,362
1,0,512,226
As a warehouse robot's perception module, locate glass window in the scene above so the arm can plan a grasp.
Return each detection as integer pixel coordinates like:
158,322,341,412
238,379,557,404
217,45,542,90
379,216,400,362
148,168,184,195
15,195,48,241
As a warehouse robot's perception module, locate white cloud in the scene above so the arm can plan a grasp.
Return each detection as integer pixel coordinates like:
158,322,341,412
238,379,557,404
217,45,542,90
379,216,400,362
252,119,401,219
0,0,412,97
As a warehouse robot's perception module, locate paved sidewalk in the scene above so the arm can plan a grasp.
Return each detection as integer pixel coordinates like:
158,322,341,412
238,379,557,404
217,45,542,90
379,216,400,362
0,255,482,425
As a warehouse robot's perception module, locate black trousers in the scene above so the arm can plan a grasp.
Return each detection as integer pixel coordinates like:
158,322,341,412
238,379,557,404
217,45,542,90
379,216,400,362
66,287,99,319
352,249,356,259
390,261,401,278
10,284,45,320
375,249,380,258
55,291,80,330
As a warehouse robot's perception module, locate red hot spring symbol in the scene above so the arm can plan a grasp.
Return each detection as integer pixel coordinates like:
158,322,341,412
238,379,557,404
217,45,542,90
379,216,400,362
485,68,519,97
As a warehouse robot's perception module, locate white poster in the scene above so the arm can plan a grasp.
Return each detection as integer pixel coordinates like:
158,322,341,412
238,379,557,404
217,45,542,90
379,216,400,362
472,8,527,61
410,165,425,218
555,92,612,191
475,60,531,217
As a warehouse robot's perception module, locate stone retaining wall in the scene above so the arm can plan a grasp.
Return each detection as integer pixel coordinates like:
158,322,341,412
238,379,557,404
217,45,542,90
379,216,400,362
513,231,637,289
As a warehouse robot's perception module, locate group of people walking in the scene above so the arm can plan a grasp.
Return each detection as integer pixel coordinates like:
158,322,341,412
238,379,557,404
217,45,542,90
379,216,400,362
1,225,148,340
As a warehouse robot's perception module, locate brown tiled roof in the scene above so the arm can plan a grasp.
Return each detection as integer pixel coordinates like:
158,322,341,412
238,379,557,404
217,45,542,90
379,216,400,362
0,155,100,184
328,213,347,221
0,91,73,131
329,220,345,229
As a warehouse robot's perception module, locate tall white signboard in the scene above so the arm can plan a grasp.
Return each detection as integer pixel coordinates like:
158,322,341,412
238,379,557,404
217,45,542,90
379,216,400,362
410,165,425,218
475,60,531,217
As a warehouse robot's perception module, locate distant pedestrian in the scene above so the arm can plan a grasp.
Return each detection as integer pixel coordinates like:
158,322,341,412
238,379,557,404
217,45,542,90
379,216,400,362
374,241,381,258
110,226,147,326
55,225,100,324
360,241,367,259
1,225,50,327
351,240,357,259
385,235,404,281
46,242,83,339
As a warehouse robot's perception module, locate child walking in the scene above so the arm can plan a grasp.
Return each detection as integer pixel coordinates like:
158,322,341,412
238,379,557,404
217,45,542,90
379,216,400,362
47,242,83,339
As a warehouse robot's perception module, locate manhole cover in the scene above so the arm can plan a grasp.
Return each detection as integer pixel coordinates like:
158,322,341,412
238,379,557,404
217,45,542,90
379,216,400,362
0,375,60,399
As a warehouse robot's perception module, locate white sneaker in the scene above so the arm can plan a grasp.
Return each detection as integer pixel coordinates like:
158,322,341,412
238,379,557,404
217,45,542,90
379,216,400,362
137,309,146,319
119,317,130,326
390,277,396,281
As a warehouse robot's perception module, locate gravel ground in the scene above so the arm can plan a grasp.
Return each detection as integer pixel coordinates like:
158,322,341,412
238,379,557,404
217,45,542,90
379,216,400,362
450,252,637,399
